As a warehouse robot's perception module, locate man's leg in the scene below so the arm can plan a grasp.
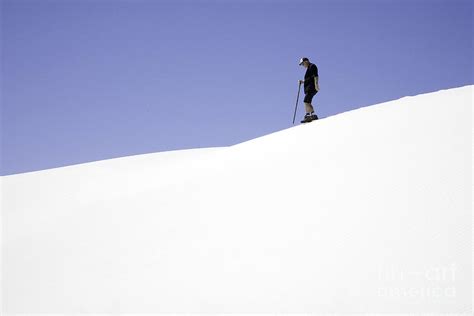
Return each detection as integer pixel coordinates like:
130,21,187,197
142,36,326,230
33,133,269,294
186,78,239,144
305,102,315,114
301,91,318,122
305,91,318,120
304,91,317,114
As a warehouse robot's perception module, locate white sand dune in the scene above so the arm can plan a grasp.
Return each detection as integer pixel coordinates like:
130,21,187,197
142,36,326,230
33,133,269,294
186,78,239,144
1,85,472,313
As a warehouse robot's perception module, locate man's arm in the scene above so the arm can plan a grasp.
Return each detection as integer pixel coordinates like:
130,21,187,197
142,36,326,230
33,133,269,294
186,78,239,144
312,64,319,91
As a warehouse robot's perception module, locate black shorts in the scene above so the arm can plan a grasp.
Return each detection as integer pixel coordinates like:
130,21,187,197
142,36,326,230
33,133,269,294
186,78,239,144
304,90,317,103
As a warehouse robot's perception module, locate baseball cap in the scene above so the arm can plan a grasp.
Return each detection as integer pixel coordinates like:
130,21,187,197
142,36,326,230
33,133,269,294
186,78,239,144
299,57,309,65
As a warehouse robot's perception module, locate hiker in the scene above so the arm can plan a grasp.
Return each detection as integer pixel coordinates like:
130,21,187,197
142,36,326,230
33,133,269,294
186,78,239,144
298,57,319,122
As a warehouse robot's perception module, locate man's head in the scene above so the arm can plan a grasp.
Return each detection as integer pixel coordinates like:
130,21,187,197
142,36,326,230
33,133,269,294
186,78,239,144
299,57,310,68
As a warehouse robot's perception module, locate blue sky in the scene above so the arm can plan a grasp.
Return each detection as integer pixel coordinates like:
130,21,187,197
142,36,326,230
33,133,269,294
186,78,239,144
1,0,472,175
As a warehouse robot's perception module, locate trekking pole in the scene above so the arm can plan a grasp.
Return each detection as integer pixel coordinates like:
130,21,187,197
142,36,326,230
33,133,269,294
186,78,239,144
292,81,302,124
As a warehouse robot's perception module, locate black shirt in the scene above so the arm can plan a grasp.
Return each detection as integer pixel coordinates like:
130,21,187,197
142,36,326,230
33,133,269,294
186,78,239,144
304,63,319,93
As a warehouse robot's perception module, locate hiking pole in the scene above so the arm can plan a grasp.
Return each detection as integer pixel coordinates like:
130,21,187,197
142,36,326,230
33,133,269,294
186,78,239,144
292,81,302,124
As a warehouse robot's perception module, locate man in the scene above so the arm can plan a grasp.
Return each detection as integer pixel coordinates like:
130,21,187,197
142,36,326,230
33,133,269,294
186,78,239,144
298,57,319,123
